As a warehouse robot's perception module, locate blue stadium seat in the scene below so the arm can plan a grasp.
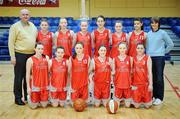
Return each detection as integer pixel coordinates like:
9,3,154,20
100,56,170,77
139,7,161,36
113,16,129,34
0,49,9,55
0,40,4,46
3,40,8,46
143,19,151,26
144,26,151,32
0,55,10,61
68,19,76,26
72,26,80,33
160,17,168,25
89,19,97,26
105,18,112,26
88,26,93,32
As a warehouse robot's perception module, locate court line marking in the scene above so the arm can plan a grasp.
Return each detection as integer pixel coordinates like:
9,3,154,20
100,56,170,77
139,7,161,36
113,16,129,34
164,74,180,99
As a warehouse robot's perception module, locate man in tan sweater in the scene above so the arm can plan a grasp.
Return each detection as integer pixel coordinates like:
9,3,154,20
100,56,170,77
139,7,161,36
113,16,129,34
8,9,37,105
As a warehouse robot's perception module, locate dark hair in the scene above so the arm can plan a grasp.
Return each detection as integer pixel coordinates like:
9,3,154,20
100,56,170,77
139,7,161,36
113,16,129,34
34,42,45,57
150,16,160,30
134,17,143,30
98,45,106,51
73,42,84,59
96,15,105,22
136,43,145,48
40,18,49,24
56,46,65,52
35,42,43,48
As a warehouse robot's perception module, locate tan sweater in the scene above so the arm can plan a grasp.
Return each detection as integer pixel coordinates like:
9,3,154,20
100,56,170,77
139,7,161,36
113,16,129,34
8,21,37,57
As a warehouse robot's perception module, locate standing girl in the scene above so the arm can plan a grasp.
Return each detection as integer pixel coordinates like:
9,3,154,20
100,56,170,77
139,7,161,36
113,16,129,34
111,21,127,58
113,42,133,107
74,20,92,57
36,19,54,58
54,18,75,59
128,18,146,57
91,15,111,57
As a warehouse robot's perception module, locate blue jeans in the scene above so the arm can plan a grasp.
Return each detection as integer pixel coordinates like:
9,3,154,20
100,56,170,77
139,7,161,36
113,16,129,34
151,56,165,101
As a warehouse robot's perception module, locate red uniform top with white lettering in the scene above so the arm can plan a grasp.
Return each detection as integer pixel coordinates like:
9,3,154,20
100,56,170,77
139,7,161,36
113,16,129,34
37,31,53,58
57,30,73,59
111,32,127,58
114,56,131,89
76,32,92,57
50,58,68,91
71,55,89,90
132,55,148,85
94,57,111,84
94,29,110,56
31,56,49,90
128,31,145,57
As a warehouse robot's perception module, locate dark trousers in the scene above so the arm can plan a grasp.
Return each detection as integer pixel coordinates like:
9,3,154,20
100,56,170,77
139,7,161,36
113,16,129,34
151,56,165,101
14,52,33,101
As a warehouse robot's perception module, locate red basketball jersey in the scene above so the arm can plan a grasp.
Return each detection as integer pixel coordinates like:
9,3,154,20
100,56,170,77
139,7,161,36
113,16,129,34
111,32,127,58
37,31,53,58
128,31,145,57
71,55,89,90
31,56,49,90
94,57,111,84
50,58,68,91
76,32,92,57
94,29,110,56
57,30,73,58
114,56,131,89
133,55,149,85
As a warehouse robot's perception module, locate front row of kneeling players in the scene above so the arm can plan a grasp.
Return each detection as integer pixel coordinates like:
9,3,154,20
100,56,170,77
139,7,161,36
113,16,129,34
26,41,152,109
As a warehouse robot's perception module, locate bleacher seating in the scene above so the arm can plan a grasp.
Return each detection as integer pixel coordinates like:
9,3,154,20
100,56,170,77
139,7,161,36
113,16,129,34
0,16,180,61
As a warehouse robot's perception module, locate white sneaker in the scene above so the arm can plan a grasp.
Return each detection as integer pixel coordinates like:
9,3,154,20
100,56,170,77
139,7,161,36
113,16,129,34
152,97,156,103
153,98,163,105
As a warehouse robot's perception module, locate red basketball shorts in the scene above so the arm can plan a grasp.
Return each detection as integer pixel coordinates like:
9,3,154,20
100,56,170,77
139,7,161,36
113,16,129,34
94,82,110,100
114,87,131,100
30,90,49,103
132,84,152,103
71,85,88,101
50,91,67,101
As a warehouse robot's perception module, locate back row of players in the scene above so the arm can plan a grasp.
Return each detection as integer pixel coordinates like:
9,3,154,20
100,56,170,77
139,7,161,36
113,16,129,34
26,15,152,109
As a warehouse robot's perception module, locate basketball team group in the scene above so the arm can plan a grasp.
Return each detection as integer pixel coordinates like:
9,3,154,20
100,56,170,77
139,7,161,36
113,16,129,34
8,9,174,109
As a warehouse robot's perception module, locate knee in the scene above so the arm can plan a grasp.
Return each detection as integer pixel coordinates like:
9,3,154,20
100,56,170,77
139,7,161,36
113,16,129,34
29,103,38,109
51,102,59,107
41,102,48,108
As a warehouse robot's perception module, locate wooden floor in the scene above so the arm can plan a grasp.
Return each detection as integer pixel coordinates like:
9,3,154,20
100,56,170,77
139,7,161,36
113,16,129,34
0,64,180,119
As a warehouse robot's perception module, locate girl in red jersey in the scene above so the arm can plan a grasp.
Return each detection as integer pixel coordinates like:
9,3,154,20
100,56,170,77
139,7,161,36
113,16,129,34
36,19,54,58
112,42,133,107
54,18,75,59
69,42,91,103
132,43,153,108
49,46,69,107
74,20,92,57
26,43,49,109
90,45,113,107
91,15,111,57
110,21,127,58
128,18,146,57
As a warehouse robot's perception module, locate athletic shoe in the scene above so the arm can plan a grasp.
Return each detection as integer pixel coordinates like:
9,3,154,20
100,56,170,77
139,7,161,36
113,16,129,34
153,98,163,105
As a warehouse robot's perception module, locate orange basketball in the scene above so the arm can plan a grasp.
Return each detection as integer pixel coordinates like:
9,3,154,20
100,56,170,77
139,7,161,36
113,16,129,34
106,100,119,114
73,98,87,112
